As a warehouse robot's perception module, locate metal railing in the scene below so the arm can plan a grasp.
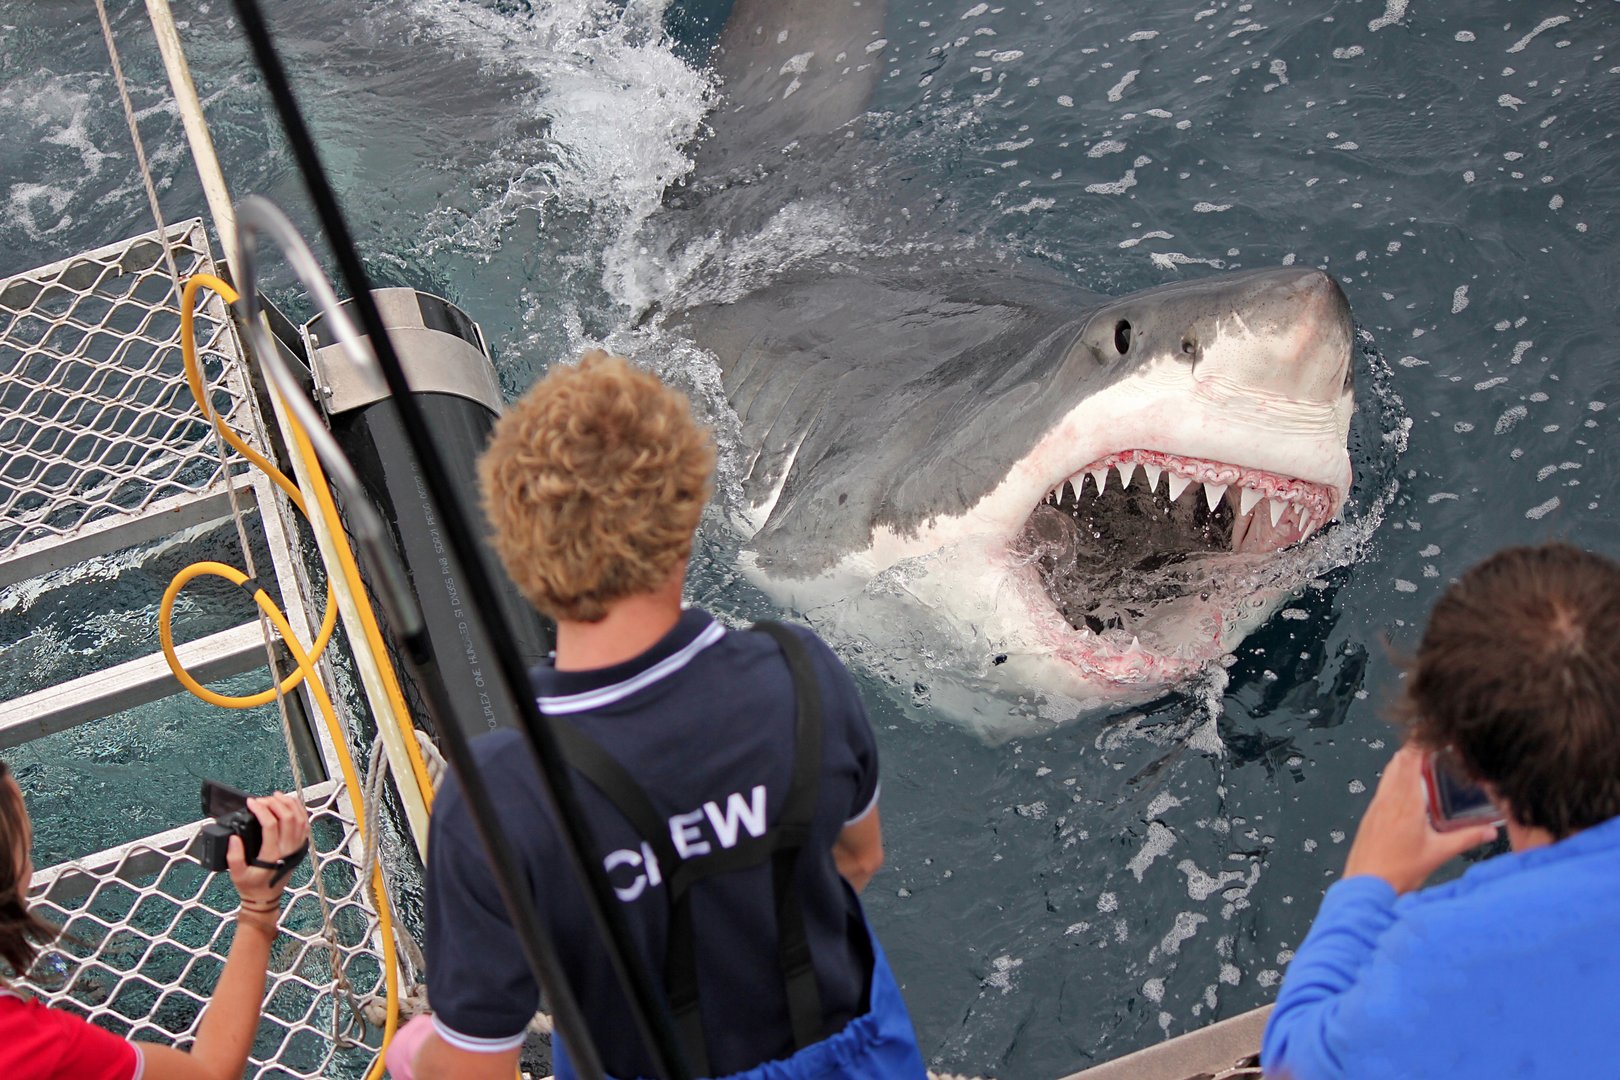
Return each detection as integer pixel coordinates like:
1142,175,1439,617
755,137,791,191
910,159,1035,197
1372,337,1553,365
25,781,394,1079
0,220,254,587
3,224,403,1078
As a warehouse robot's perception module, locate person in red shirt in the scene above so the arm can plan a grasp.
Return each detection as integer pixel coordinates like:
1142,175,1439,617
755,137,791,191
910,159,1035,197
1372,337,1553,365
0,759,310,1080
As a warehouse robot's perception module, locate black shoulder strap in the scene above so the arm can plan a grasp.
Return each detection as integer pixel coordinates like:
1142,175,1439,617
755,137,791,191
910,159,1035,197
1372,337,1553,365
749,620,826,1053
546,620,829,1072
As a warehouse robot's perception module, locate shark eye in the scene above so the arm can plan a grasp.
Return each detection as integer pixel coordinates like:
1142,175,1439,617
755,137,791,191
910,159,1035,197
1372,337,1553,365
1181,335,1197,356
1113,319,1133,355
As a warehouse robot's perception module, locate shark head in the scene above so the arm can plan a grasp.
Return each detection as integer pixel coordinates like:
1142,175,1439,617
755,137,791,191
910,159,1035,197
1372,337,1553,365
945,266,1354,699
695,264,1355,723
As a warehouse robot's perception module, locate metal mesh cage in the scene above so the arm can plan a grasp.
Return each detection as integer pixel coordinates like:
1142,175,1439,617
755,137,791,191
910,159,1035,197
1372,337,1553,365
22,781,394,1079
0,220,254,566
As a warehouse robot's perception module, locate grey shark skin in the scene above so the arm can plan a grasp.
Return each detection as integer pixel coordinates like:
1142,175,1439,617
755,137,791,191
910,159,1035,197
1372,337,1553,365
678,262,1355,726
666,0,1357,728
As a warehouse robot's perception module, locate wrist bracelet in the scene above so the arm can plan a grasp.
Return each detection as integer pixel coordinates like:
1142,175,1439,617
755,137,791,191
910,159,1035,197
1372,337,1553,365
239,895,283,912
237,906,281,930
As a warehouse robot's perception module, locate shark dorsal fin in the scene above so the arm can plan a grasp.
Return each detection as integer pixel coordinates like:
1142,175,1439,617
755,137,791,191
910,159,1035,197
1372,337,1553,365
695,0,888,175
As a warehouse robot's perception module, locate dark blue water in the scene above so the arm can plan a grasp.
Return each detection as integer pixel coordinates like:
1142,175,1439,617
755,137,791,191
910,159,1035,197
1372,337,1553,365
3,1,1618,1076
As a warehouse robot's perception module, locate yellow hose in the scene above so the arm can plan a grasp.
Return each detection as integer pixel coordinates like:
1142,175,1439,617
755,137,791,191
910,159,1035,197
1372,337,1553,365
168,274,337,708
167,273,450,1076
173,273,436,800
167,562,402,1075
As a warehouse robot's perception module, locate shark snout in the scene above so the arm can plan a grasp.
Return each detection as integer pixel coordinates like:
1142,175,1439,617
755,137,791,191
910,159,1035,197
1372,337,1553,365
1198,268,1354,406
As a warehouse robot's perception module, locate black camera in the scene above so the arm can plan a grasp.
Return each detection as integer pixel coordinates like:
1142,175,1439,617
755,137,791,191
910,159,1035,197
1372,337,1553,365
198,780,262,872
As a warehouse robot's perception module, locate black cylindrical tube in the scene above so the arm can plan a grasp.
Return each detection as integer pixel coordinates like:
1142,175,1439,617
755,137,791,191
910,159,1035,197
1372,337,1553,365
331,391,552,744
227,3,693,1076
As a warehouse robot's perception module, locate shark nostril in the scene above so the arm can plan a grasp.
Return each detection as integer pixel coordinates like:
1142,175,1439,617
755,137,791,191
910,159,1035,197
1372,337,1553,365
1113,319,1133,356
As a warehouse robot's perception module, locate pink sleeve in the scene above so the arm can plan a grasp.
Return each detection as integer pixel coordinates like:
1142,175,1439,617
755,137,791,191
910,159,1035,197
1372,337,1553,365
383,1013,438,1080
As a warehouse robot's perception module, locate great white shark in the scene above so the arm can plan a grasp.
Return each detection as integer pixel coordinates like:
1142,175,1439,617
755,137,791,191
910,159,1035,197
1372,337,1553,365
649,0,1356,729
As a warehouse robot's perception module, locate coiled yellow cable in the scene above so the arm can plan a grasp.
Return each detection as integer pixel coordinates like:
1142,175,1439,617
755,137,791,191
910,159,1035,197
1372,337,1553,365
170,273,436,803
165,273,447,1076
164,561,402,1076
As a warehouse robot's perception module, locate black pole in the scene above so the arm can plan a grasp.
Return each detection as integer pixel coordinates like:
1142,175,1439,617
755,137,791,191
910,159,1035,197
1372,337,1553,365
225,3,693,1077
222,216,608,1078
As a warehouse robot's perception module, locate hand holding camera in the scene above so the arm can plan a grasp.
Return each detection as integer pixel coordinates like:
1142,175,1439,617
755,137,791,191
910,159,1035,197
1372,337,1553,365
198,781,312,910
1342,746,1500,896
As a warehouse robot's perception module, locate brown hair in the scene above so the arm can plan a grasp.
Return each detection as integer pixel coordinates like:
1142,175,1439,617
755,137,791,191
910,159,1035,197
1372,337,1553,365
0,760,58,978
478,350,715,623
1394,542,1620,839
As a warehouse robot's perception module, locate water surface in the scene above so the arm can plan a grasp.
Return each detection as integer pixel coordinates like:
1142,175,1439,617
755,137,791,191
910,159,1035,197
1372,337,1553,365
2,1,1617,1075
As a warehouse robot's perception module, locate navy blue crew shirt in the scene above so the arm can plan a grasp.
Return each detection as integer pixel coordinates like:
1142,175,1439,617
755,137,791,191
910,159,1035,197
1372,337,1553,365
424,608,881,1077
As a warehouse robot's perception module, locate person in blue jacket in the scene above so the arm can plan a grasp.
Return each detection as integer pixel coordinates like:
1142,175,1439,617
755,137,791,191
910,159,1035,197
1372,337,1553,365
396,350,927,1080
1263,542,1620,1079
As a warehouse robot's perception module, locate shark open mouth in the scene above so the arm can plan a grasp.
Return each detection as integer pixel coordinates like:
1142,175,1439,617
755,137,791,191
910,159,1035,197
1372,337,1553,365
1014,448,1338,671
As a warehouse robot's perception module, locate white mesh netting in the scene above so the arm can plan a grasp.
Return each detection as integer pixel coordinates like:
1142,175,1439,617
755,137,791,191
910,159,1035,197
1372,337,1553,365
21,781,398,1079
0,219,252,567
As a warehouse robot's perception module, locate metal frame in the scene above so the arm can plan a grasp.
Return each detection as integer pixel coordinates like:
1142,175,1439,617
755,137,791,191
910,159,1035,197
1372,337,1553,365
25,780,393,1079
3,224,403,1078
0,220,253,584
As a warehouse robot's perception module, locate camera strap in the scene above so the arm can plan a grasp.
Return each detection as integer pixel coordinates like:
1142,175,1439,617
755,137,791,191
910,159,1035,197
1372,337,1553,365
249,840,310,886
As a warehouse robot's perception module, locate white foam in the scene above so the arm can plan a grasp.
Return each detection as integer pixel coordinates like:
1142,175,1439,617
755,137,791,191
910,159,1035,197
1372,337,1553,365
1156,911,1208,957
1106,70,1141,102
1507,17,1571,54
983,954,1022,994
1367,1,1408,33
1086,169,1139,195
1128,821,1177,881
405,0,714,273
1176,858,1245,901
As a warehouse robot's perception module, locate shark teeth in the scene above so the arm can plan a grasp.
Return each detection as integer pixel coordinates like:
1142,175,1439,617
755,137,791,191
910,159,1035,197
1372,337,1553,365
1040,451,1338,555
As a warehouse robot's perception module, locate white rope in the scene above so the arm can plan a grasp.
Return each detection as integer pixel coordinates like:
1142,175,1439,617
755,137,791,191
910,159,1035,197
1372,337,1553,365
91,0,283,758
357,733,431,1025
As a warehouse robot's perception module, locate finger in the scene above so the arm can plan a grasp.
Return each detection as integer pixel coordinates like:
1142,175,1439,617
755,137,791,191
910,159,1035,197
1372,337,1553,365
1432,822,1498,862
271,792,311,851
247,796,282,858
1385,745,1425,785
225,833,247,874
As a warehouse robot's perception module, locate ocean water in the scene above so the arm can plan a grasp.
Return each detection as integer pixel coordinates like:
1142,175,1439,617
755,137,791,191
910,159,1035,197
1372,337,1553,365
2,0,1618,1076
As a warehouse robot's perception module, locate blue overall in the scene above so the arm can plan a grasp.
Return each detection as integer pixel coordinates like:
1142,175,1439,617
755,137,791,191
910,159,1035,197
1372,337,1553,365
551,923,926,1080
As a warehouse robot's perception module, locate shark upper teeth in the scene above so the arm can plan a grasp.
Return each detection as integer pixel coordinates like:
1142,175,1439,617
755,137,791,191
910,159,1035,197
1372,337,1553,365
1142,463,1162,492
1269,497,1288,527
1166,473,1192,501
1203,482,1228,511
1090,467,1109,494
1117,461,1137,488
1238,487,1263,517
